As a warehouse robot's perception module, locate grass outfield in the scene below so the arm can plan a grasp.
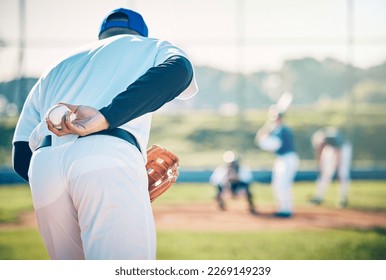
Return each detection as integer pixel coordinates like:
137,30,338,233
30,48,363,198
0,229,49,260
0,181,385,260
157,229,386,260
0,184,34,223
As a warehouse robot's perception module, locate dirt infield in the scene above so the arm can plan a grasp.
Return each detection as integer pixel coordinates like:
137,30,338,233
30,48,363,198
153,201,386,231
2,201,386,231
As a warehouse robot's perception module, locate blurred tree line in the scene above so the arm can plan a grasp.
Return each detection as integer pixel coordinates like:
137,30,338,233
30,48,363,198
192,57,386,110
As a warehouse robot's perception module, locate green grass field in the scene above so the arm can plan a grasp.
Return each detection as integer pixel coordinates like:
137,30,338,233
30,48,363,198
0,181,385,260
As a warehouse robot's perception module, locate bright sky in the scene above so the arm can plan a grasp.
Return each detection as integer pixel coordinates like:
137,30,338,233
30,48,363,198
0,0,385,81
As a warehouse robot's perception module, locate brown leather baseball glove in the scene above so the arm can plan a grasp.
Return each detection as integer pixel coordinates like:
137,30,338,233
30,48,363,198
146,144,179,202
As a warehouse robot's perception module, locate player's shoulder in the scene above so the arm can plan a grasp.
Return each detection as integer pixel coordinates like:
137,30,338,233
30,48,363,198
64,35,161,58
103,35,173,54
40,40,101,77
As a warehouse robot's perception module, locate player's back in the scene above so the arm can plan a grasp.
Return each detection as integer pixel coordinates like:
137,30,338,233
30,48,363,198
37,35,162,113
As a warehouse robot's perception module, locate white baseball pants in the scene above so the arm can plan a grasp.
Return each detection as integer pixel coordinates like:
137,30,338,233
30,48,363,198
28,135,156,260
316,142,352,201
272,152,299,214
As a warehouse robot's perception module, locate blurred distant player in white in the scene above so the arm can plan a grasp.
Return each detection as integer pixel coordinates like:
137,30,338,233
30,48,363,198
309,127,353,208
210,151,257,215
256,108,298,218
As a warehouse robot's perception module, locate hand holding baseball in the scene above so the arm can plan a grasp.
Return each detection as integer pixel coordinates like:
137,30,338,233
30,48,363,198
46,103,109,137
47,104,76,130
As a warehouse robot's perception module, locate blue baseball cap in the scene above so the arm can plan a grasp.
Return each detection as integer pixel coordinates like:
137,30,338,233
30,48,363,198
99,8,148,37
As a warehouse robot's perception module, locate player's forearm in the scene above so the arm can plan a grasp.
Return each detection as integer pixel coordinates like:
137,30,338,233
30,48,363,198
12,141,32,182
99,55,193,129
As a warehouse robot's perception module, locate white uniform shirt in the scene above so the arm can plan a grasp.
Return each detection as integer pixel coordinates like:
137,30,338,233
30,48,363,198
13,35,198,159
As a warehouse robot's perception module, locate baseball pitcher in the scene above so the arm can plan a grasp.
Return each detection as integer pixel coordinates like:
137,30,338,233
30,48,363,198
309,127,352,208
12,8,198,260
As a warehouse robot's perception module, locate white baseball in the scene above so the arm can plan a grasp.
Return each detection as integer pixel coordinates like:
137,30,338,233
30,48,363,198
47,104,75,129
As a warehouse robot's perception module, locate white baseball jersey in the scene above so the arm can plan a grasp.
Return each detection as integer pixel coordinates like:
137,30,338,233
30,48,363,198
13,34,198,156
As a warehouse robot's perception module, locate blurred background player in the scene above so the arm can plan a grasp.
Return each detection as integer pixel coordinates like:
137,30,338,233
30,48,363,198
309,127,353,208
210,151,257,215
255,107,299,218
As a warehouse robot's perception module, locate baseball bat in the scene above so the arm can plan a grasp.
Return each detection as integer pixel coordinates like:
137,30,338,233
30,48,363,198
275,91,293,113
255,92,294,143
